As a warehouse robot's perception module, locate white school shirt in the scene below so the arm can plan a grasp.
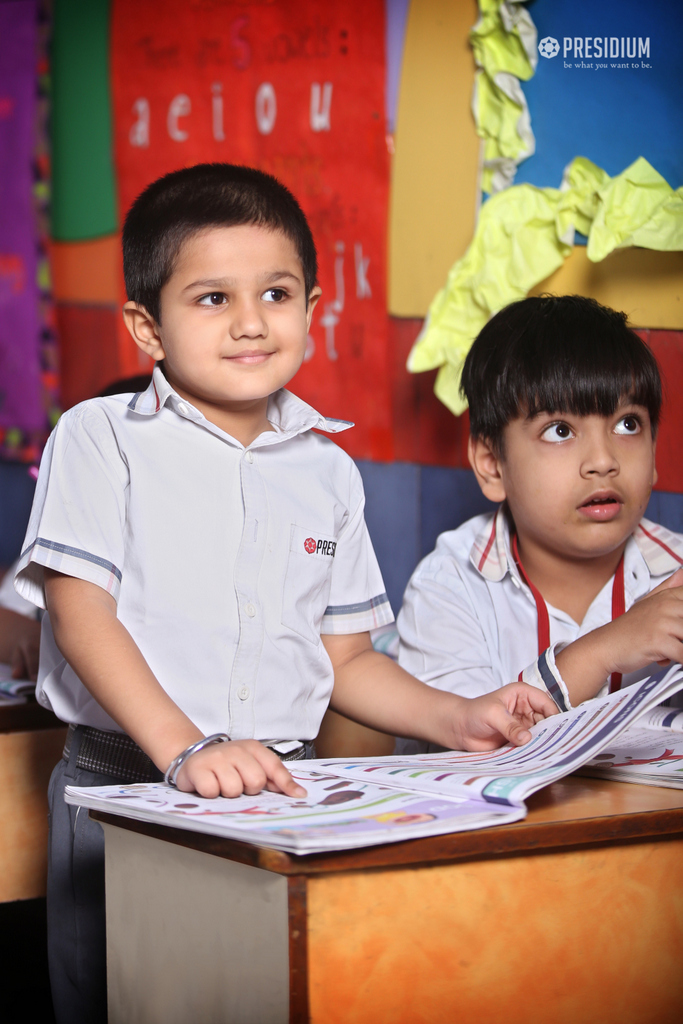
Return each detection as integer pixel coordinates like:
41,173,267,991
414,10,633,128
14,368,393,742
397,507,683,753
0,559,37,617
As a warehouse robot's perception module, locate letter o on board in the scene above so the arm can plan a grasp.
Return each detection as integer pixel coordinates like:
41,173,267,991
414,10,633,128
255,83,277,135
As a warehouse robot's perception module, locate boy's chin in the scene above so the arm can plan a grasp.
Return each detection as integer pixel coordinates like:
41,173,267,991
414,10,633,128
569,529,635,560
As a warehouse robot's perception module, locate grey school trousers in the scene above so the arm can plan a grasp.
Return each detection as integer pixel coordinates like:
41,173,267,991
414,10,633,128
47,728,122,1024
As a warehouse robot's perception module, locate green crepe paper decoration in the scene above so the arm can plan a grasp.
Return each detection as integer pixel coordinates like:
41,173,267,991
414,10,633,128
470,0,537,194
51,0,116,241
407,157,683,417
588,159,683,261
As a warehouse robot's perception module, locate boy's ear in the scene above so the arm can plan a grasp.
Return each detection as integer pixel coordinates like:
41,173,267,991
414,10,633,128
468,435,507,503
122,302,165,361
306,285,322,329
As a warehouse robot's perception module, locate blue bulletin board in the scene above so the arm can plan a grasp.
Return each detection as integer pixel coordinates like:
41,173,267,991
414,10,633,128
516,0,683,192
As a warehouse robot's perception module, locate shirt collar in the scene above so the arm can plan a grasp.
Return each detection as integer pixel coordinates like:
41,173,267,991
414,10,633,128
127,365,353,441
127,365,175,415
264,388,354,438
632,518,683,576
469,507,513,583
470,506,683,583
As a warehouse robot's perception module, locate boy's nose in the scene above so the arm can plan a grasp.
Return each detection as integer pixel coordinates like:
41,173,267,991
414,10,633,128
229,298,267,338
581,437,619,476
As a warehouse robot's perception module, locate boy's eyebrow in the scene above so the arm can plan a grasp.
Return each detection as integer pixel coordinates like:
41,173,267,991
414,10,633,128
182,270,302,293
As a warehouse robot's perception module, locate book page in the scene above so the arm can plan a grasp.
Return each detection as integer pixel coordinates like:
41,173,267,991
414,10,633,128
580,725,683,788
65,768,523,854
637,705,683,732
317,664,683,807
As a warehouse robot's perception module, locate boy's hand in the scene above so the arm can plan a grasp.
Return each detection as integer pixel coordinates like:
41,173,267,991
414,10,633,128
175,739,307,800
324,632,558,753
450,682,559,751
610,567,683,671
557,568,683,702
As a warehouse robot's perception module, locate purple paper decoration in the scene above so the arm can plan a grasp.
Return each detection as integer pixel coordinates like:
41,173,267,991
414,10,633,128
0,0,42,437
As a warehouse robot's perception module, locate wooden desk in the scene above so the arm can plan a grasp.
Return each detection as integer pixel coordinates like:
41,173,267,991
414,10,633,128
94,776,683,1024
0,703,67,902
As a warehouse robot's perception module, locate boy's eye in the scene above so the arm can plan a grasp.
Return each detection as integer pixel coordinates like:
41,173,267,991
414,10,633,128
541,422,574,443
262,287,287,303
614,415,641,435
198,292,227,306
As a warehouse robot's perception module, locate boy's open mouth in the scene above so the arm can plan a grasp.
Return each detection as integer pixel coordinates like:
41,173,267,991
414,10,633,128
578,493,623,521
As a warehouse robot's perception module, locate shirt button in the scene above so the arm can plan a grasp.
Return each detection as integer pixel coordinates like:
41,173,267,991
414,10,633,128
177,402,188,414
245,602,256,617
245,450,254,464
238,686,250,701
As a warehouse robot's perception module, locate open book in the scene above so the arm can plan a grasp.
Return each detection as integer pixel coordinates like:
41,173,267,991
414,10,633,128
579,702,683,789
66,664,683,856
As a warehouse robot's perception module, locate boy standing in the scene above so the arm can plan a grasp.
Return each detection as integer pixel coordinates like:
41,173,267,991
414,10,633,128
15,165,554,1023
399,294,683,752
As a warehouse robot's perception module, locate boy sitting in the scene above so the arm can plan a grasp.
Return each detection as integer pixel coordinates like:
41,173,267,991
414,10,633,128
14,165,554,1023
398,294,683,752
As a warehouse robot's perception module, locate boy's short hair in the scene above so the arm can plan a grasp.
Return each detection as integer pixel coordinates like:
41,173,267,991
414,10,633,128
123,163,318,323
461,294,662,451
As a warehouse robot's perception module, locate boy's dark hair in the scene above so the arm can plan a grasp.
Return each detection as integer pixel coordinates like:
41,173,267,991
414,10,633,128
123,163,318,323
461,294,662,451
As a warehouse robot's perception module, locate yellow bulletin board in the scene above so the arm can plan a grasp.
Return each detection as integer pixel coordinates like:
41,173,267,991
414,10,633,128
389,0,480,318
531,248,683,330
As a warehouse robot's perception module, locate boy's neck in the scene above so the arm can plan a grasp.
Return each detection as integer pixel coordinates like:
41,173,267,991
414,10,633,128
514,533,627,626
171,383,274,446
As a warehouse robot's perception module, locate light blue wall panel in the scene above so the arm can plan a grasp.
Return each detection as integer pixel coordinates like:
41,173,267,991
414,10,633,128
645,490,683,535
355,460,420,614
420,466,497,562
0,460,35,567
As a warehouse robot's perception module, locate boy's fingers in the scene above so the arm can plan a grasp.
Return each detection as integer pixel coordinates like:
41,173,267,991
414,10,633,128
499,682,558,719
645,567,683,598
506,721,533,747
246,743,307,797
175,741,307,799
176,763,221,798
493,705,534,746
263,760,307,798
221,754,268,796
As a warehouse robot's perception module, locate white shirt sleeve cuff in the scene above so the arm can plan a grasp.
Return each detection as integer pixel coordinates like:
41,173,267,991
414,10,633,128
520,643,572,712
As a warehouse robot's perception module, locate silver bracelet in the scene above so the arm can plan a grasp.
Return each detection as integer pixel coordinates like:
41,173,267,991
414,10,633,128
164,733,230,788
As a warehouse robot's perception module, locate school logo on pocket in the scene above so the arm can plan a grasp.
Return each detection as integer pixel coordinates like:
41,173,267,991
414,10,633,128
303,536,337,557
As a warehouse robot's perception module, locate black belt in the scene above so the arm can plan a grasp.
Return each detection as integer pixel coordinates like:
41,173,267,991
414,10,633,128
63,724,163,784
63,724,310,784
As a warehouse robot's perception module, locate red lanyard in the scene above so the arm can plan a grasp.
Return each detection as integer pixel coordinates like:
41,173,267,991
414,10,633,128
512,534,626,693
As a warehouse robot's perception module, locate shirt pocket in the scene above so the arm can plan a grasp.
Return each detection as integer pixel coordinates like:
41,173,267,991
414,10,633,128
281,524,338,645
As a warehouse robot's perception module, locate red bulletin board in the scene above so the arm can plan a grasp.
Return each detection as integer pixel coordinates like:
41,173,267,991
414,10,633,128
110,0,392,460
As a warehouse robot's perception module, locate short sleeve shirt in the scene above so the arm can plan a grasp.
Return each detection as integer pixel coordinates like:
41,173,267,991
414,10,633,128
397,506,683,754
0,559,37,617
15,369,393,741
